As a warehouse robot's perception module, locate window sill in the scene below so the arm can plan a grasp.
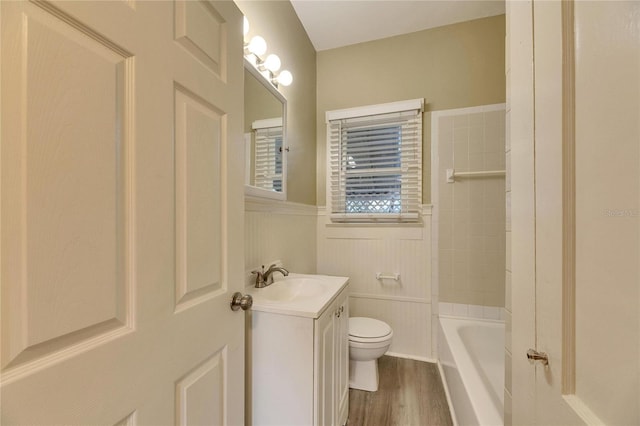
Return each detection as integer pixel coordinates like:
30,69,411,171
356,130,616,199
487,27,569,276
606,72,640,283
329,213,421,224
318,205,432,240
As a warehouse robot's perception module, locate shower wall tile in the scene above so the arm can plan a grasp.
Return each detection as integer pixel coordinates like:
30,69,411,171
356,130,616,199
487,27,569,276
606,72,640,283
439,302,453,316
483,305,502,320
440,115,454,130
469,129,484,153
435,105,506,308
438,302,504,321
485,110,503,127
468,304,484,318
453,303,469,317
469,152,484,170
453,113,469,128
469,112,484,127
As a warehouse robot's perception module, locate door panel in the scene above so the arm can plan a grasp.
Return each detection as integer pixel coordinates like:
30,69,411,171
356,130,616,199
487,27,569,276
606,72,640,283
1,0,135,372
1,1,245,424
175,349,226,426
531,1,583,423
512,0,640,423
174,0,226,78
174,85,224,310
573,1,639,423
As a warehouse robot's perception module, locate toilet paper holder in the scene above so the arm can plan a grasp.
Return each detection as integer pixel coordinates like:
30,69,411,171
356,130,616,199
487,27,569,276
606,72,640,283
375,272,400,281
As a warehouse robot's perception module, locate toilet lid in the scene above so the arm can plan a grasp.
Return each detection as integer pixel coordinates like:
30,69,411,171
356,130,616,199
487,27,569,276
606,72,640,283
349,317,391,339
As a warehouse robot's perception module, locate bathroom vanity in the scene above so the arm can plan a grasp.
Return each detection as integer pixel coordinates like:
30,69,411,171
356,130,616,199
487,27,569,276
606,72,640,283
247,274,349,426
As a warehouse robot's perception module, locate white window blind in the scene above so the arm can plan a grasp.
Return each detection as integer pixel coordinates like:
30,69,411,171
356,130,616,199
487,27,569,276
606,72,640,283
327,100,423,223
253,123,283,192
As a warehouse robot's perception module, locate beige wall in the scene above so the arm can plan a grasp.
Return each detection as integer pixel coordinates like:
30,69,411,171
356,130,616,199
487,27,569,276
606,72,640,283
316,15,506,205
236,0,317,205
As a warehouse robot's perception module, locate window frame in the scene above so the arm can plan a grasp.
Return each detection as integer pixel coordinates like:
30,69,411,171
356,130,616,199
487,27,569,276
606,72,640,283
326,99,424,223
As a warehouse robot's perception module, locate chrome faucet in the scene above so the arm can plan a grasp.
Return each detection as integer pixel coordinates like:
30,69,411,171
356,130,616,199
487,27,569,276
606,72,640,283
251,264,289,288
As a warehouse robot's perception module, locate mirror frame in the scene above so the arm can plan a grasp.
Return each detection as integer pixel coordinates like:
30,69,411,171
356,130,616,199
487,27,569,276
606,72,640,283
244,58,288,201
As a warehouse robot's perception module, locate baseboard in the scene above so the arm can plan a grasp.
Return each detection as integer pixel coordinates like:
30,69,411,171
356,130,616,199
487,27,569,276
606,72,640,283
385,352,437,364
437,360,459,426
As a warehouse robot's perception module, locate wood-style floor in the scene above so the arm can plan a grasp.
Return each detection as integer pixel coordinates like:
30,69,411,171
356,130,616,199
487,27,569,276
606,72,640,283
347,356,453,426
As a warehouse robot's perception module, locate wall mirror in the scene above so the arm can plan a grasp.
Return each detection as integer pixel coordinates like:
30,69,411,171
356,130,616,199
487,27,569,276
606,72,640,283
244,59,287,200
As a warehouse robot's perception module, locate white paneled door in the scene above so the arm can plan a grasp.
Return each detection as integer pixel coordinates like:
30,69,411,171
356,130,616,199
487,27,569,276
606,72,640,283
512,0,639,424
1,1,245,424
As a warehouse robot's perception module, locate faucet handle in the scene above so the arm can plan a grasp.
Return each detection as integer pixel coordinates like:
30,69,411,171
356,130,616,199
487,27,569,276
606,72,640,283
251,266,266,287
251,265,265,274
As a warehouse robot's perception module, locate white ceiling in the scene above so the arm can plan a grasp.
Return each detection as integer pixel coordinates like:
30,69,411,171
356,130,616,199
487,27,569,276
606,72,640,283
290,0,505,51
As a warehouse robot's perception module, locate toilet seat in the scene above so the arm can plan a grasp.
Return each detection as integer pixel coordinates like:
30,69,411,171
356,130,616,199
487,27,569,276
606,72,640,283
349,317,392,343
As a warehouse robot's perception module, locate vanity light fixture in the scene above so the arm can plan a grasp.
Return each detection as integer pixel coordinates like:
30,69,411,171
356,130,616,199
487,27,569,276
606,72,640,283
247,35,267,56
243,18,293,89
273,69,293,87
243,16,250,37
263,54,281,72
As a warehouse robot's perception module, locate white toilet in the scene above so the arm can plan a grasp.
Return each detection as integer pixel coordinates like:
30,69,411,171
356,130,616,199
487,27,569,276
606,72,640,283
348,317,393,392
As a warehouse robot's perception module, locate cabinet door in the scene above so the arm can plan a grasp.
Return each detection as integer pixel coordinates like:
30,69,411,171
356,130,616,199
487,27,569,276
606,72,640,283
315,301,336,425
336,291,350,426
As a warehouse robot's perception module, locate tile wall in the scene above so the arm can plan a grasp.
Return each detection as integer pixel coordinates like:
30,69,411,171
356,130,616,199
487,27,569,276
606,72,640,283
438,302,505,321
434,105,506,307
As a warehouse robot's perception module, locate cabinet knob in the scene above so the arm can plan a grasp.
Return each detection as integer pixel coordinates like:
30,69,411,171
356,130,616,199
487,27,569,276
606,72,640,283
230,292,253,311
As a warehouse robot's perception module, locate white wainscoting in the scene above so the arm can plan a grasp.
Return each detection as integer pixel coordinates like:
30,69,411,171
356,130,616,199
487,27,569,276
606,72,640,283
245,199,436,360
317,206,435,360
245,196,318,286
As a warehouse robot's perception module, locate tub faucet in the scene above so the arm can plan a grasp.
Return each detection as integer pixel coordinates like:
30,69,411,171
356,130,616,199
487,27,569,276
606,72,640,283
251,264,289,288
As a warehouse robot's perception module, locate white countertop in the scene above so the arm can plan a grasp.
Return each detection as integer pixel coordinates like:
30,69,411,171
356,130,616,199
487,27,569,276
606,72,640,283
246,273,349,318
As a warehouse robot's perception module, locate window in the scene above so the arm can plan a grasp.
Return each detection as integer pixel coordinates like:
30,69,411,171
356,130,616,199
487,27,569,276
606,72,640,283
327,99,423,222
253,119,283,192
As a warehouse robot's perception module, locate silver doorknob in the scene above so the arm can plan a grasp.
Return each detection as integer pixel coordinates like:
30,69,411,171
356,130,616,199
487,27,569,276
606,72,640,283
230,292,253,311
527,348,549,366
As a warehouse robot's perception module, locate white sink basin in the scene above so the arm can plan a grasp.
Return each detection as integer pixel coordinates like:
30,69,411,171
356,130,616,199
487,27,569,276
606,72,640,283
259,278,328,302
247,273,349,318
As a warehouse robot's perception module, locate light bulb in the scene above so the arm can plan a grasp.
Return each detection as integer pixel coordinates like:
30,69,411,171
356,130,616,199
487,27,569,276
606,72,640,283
263,54,281,72
276,70,293,87
248,35,267,56
243,17,250,37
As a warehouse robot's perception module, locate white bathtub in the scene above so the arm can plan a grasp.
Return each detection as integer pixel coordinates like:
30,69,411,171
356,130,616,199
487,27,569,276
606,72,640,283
438,316,505,426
